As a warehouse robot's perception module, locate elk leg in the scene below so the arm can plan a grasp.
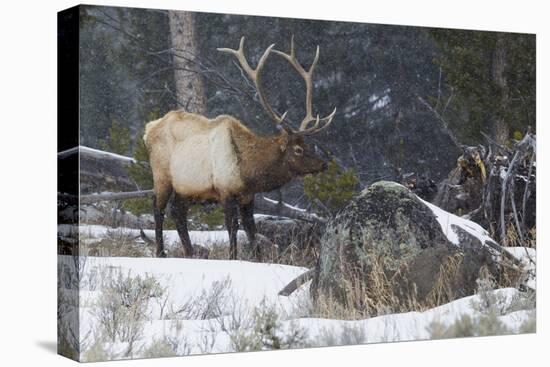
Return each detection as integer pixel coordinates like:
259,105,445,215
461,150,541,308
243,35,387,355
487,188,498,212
171,194,194,258
224,196,239,260
239,200,261,261
153,195,167,258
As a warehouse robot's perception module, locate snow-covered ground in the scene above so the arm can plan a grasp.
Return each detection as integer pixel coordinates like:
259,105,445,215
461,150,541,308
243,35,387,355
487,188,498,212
58,223,247,250
57,184,536,361
58,254,535,361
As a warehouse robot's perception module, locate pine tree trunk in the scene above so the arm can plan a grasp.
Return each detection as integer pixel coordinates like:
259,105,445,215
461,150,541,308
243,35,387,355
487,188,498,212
168,11,205,113
492,34,510,145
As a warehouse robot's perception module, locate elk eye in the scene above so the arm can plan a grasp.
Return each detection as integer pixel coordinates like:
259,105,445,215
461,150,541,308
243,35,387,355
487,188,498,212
293,145,304,156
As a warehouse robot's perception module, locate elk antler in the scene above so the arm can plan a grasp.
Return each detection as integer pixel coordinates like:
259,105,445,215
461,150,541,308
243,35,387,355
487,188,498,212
272,36,337,136
218,36,336,136
217,37,288,129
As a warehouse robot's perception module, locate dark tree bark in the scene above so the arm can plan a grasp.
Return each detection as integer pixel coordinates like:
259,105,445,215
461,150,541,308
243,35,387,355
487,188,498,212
168,11,205,113
492,34,510,145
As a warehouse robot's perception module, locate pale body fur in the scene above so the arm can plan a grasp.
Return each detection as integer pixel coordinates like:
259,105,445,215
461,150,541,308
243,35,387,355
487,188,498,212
145,110,260,206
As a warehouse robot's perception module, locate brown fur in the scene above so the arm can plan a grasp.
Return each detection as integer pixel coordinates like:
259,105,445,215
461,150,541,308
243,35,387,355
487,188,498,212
144,109,327,259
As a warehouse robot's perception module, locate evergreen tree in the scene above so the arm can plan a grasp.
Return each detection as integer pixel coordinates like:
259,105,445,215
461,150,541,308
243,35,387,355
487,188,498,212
430,29,535,144
99,120,131,155
303,160,359,215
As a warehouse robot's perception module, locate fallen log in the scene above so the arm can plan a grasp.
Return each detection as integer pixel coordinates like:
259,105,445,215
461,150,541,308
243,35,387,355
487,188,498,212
58,145,140,164
256,196,327,224
59,189,325,225
59,190,154,205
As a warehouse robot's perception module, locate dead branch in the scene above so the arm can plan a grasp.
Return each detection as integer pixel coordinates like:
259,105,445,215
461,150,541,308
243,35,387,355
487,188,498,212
278,268,315,296
509,180,524,244
499,133,536,244
139,228,155,246
416,95,461,148
480,131,512,155
521,151,535,231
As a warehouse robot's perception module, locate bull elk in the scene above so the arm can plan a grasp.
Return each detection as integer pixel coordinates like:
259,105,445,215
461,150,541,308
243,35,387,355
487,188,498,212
144,36,337,260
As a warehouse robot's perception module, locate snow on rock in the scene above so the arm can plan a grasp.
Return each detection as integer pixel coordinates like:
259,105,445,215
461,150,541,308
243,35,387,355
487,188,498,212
504,246,536,265
419,196,537,290
419,196,496,247
418,194,536,290
504,246,536,290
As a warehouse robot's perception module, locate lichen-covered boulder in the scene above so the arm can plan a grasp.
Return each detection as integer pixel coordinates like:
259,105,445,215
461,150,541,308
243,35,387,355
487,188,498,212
312,181,500,316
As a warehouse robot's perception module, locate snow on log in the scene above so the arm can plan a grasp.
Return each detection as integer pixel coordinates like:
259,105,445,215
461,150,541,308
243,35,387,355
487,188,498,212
256,196,327,224
58,145,137,164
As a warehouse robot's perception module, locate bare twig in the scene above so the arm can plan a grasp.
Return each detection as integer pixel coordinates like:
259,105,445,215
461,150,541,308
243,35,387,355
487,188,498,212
480,131,512,155
509,180,524,244
416,95,461,148
442,90,454,115
499,133,535,245
436,66,442,109
521,151,535,231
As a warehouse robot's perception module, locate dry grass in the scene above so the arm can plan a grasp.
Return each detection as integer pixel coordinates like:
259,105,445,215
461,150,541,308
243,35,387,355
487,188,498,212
426,252,464,306
527,226,536,248
310,246,498,320
80,228,155,257
206,234,319,268
311,255,426,320
505,220,521,247
503,216,536,249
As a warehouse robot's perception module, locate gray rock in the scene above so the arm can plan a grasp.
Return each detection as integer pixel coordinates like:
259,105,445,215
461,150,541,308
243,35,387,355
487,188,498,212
312,181,499,316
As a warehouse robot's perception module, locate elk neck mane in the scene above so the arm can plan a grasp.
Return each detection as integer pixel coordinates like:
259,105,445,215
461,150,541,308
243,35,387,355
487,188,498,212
227,121,293,194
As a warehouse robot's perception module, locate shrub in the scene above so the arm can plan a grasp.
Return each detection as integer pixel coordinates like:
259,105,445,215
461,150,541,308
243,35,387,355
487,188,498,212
313,323,367,347
82,335,110,362
218,298,308,352
303,160,359,215
141,338,178,359
124,121,154,216
428,312,512,339
166,276,232,320
188,203,225,230
80,228,153,258
91,270,165,357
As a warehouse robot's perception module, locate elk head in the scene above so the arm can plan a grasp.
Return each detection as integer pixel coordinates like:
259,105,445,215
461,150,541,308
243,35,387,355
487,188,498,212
218,36,337,177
